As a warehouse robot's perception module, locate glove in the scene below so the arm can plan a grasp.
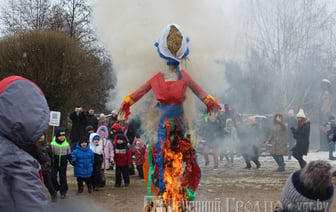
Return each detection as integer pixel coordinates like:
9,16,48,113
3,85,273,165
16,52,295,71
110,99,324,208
290,127,295,134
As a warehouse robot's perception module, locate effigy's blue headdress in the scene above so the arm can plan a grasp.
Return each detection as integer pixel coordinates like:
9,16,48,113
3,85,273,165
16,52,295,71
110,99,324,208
154,24,190,80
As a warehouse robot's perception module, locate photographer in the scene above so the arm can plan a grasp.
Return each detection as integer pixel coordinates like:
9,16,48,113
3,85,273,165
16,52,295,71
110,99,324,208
69,106,87,151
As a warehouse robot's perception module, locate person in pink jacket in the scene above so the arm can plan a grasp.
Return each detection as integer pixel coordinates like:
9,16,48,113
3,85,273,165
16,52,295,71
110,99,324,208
132,136,146,179
97,125,114,187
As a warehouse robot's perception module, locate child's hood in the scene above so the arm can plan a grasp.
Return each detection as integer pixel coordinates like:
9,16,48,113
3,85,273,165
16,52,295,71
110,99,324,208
76,142,90,152
97,125,109,138
89,133,100,143
133,137,144,146
0,76,49,150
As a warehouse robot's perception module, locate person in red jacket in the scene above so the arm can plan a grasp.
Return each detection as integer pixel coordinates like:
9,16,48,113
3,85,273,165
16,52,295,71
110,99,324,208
114,133,132,187
132,136,146,179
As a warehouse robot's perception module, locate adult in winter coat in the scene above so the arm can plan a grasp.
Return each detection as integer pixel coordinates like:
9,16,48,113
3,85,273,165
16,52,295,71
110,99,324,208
85,108,98,132
69,107,87,151
290,109,310,169
0,76,50,212
265,113,288,172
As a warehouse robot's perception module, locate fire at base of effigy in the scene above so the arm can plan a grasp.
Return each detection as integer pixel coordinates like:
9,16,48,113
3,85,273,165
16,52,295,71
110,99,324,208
143,132,199,212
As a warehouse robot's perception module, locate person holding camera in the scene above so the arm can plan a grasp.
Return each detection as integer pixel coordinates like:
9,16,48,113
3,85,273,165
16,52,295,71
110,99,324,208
69,106,87,151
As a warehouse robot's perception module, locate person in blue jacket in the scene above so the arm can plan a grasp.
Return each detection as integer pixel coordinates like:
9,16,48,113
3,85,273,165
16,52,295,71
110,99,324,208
71,136,94,193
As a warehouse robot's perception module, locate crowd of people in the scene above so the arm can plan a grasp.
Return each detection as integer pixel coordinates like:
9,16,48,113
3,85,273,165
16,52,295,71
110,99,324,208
35,103,334,211
48,107,146,199
196,105,316,172
1,76,335,212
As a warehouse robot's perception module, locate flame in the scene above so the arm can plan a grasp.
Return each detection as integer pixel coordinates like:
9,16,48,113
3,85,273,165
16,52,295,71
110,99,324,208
162,136,194,211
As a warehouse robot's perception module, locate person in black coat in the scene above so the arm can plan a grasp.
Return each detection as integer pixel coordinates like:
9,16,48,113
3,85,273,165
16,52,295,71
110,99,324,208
290,109,310,169
69,107,87,151
85,108,98,132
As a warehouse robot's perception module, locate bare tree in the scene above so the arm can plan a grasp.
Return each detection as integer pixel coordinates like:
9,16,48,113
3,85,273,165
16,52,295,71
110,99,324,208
59,0,96,45
0,0,54,35
244,0,336,113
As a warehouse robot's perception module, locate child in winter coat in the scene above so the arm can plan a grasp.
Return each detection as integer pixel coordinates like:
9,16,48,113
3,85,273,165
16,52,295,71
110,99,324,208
71,136,94,193
89,133,104,190
223,118,238,167
97,125,114,187
50,127,71,199
132,136,146,179
38,132,57,202
114,133,132,187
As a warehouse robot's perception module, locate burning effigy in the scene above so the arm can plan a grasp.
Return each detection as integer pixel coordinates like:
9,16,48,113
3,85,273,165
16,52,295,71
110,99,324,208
117,24,221,211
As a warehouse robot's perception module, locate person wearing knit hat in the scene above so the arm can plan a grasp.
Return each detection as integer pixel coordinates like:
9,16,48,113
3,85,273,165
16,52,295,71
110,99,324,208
55,127,66,138
71,136,94,194
50,126,71,199
114,133,132,187
290,109,310,168
296,109,306,118
280,160,334,211
110,123,123,146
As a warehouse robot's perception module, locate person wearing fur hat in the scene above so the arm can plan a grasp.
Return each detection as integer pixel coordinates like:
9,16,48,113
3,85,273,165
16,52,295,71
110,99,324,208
114,133,132,187
290,109,310,169
97,125,114,186
280,160,334,211
98,113,109,128
117,24,220,199
50,127,71,199
71,136,94,194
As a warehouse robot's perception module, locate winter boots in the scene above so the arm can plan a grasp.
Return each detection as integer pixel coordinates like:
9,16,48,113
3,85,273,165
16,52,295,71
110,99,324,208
88,184,93,193
77,185,84,194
